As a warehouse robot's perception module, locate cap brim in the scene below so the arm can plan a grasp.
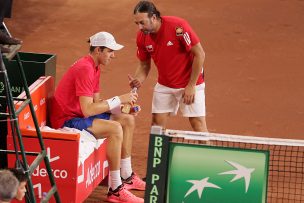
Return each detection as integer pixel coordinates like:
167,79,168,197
107,43,124,51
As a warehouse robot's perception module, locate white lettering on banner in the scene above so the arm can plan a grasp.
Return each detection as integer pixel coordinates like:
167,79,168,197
32,147,68,179
47,147,60,162
33,165,68,179
24,111,30,120
34,104,38,111
40,97,45,106
11,86,22,93
78,160,108,184
33,183,42,198
86,161,101,188
33,183,48,200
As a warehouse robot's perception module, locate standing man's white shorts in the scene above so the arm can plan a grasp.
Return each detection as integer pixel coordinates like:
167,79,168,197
152,83,206,117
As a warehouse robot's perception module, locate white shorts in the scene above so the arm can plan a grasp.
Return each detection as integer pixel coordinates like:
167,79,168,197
152,83,206,117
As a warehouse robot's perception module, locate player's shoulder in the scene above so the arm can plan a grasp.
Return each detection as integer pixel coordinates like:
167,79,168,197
72,55,94,71
162,16,191,34
163,16,192,37
163,16,188,26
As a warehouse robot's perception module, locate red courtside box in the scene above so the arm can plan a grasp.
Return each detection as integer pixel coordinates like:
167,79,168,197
7,76,108,203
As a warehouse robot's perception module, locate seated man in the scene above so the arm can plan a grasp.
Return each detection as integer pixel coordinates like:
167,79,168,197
0,169,19,203
50,31,145,203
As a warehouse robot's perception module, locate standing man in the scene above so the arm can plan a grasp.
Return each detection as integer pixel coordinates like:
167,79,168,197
50,31,144,203
130,1,208,132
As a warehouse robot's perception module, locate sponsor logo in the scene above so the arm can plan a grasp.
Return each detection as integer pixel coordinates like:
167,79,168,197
32,147,68,179
0,82,23,94
86,161,101,188
24,111,30,120
176,27,183,36
167,144,268,202
167,41,173,46
146,45,153,52
148,136,165,202
33,165,68,179
40,98,45,106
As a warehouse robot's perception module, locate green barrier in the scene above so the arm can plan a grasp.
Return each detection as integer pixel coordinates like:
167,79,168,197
0,52,56,168
1,52,56,97
145,132,269,203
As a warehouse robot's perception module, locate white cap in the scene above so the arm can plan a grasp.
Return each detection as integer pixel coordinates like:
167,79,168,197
89,32,124,50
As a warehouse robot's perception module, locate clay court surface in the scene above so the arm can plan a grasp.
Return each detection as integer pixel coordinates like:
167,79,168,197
5,0,304,202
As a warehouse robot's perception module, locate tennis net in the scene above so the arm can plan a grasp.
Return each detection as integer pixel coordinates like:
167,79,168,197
166,129,304,203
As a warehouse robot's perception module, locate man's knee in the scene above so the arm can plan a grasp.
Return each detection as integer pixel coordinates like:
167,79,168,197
152,113,169,127
109,121,123,138
189,117,207,132
124,114,135,127
90,119,124,139
116,114,135,128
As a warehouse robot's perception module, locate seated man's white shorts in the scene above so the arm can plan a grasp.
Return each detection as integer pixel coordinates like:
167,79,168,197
152,83,206,117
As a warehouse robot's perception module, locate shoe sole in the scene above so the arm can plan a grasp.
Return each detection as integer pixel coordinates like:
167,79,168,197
107,198,143,203
124,186,145,191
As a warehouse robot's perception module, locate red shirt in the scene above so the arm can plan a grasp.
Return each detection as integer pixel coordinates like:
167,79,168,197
136,16,204,88
50,55,100,128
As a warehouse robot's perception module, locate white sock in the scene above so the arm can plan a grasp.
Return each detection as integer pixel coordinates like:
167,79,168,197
120,157,132,179
109,170,122,190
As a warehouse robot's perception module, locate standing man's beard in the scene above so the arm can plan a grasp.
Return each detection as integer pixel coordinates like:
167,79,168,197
142,20,154,35
142,30,150,35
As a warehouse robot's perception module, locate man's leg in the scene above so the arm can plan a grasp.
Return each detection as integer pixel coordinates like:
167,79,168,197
87,119,123,171
180,83,207,132
111,113,146,191
189,116,208,132
152,112,170,129
151,83,178,129
111,113,135,159
85,118,127,194
87,118,143,202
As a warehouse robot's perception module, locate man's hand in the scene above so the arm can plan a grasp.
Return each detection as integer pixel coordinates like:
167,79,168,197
128,74,142,89
119,91,138,106
183,85,196,105
127,104,141,116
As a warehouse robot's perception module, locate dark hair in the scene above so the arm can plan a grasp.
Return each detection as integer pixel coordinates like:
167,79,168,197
9,168,27,183
89,46,106,53
133,1,161,18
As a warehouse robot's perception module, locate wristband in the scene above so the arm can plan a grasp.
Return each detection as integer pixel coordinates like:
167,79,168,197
106,96,121,110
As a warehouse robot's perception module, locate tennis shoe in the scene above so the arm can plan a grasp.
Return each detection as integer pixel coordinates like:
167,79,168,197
106,184,144,203
122,172,146,191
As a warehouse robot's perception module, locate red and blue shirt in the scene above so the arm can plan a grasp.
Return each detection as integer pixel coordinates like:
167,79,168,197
50,55,100,129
